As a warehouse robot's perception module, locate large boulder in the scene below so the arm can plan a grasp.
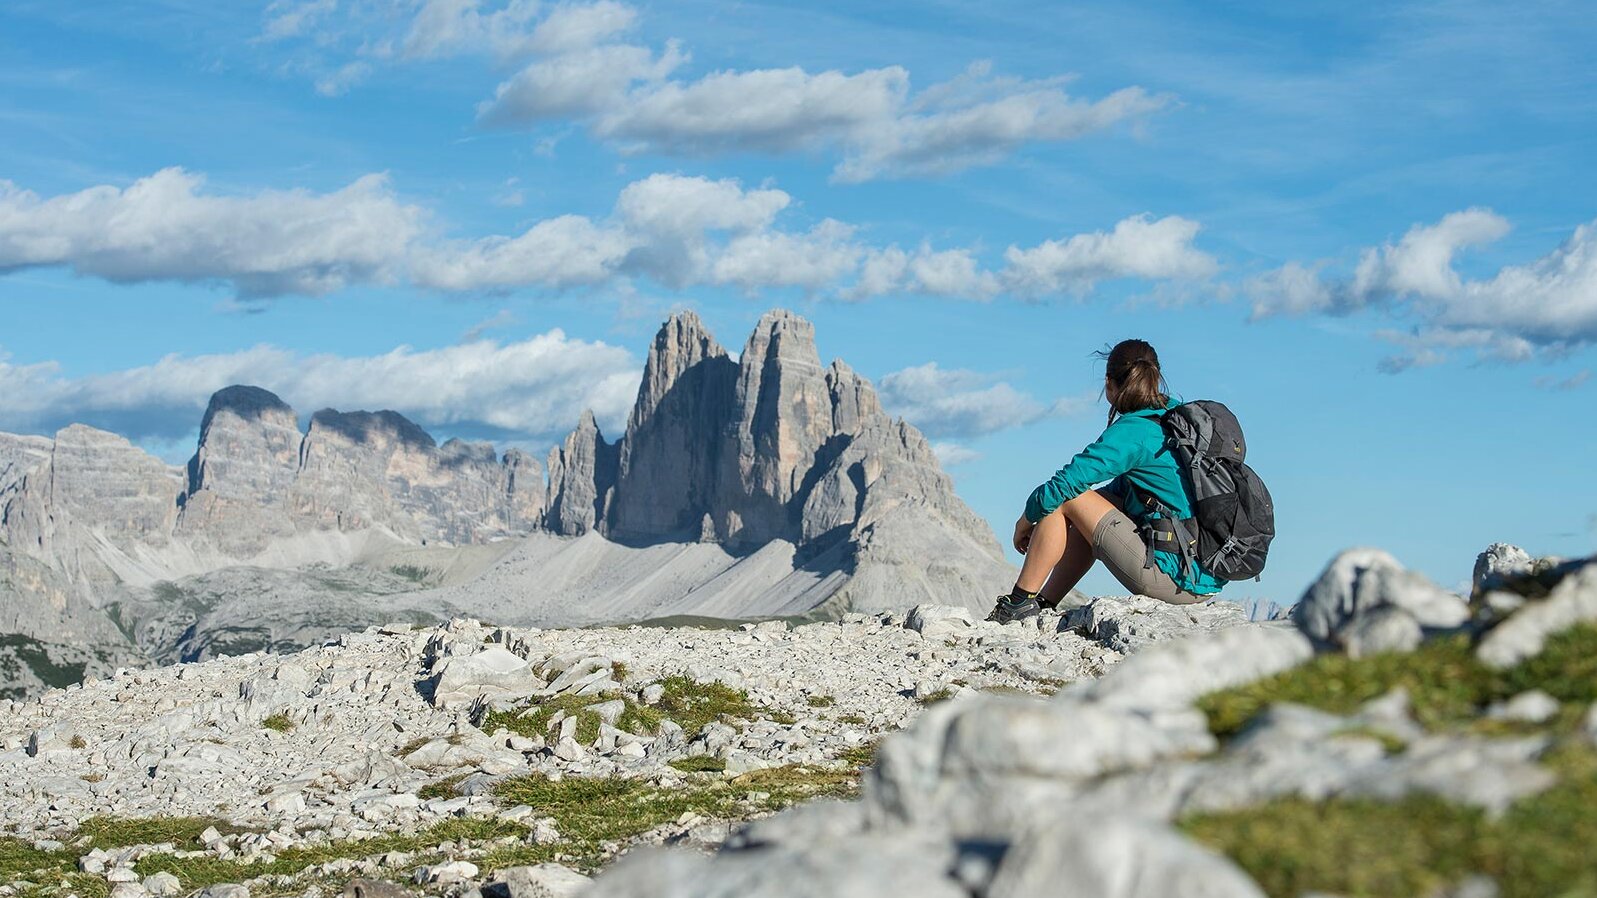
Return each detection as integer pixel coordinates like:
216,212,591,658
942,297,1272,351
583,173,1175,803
1063,595,1249,653
1476,557,1597,668
1291,548,1469,656
429,647,543,708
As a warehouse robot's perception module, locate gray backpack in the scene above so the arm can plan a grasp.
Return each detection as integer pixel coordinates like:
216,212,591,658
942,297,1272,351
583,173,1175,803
1145,401,1275,582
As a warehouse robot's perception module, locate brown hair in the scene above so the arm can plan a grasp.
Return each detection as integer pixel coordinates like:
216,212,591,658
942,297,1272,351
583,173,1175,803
1096,339,1168,423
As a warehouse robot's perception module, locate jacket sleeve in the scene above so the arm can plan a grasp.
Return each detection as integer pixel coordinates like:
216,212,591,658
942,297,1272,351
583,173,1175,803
1024,419,1153,522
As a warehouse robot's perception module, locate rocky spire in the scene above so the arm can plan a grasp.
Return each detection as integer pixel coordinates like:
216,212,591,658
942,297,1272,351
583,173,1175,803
715,310,835,544
608,311,738,541
184,385,302,501
544,410,617,536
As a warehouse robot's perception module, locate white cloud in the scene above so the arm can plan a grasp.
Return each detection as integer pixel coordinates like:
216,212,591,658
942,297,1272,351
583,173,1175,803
877,363,1091,439
478,42,686,122
0,168,421,298
1352,208,1510,302
1250,210,1597,368
397,0,544,61
1001,214,1218,296
1533,369,1591,391
712,220,863,293
931,442,982,467
461,309,518,341
0,169,1214,301
315,61,374,97
528,0,638,54
485,51,1165,181
0,332,640,449
846,246,1001,301
411,214,632,290
261,4,1162,180
1245,260,1337,318
260,0,337,41
594,66,909,154
836,69,1167,182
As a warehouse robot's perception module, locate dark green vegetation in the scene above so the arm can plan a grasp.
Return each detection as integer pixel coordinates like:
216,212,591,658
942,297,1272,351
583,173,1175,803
388,564,435,584
1198,625,1597,739
0,633,89,694
668,755,727,773
1,816,247,898
133,818,525,893
484,764,859,872
481,675,773,744
78,815,243,849
417,772,469,801
805,694,836,708
1184,747,1597,898
1185,622,1597,898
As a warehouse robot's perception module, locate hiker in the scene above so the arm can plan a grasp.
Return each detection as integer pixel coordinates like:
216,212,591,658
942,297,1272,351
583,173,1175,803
988,338,1270,623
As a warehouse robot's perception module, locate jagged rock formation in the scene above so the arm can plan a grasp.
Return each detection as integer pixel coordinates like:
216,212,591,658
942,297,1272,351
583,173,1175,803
177,387,544,554
0,309,1014,697
554,310,995,563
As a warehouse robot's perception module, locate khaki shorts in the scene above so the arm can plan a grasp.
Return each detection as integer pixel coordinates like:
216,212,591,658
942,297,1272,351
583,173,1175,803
1092,509,1207,605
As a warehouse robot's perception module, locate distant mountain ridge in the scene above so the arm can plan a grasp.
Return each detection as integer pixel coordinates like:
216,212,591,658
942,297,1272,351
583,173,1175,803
0,310,1013,697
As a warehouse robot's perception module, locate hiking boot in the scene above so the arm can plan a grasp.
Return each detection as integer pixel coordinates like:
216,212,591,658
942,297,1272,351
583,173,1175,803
986,594,1040,624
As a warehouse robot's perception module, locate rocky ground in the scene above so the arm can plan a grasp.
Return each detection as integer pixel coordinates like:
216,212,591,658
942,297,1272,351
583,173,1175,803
4,541,1595,898
0,594,1218,897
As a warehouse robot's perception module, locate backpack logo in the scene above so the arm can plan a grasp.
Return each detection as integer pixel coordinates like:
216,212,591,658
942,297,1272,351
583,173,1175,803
1151,401,1275,581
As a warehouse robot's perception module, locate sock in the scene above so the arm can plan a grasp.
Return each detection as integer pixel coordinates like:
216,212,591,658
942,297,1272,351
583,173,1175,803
1006,586,1040,603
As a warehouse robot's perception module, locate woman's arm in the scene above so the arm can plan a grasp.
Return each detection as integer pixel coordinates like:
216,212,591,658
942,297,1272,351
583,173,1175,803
1023,420,1152,523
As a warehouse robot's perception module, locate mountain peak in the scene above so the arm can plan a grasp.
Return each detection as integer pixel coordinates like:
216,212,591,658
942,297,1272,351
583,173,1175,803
201,385,295,429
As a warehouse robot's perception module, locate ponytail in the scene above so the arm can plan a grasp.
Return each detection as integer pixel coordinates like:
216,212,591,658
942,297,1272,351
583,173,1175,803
1096,339,1169,424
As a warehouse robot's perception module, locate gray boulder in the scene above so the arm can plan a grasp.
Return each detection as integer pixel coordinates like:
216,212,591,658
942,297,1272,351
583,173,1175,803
1063,595,1249,653
430,646,542,708
1472,543,1535,596
986,815,1267,898
1476,557,1597,668
1292,548,1469,656
585,830,967,898
488,863,591,898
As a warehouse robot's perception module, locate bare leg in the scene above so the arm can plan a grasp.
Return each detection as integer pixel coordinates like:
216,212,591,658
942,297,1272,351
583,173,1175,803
1040,521,1094,604
1015,506,1072,593
1015,489,1123,597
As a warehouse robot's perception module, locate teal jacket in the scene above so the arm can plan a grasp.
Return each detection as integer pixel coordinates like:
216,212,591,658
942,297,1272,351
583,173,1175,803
1024,400,1225,595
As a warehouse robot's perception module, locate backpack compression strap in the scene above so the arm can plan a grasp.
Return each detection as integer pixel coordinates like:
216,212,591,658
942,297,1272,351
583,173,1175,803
1134,487,1200,582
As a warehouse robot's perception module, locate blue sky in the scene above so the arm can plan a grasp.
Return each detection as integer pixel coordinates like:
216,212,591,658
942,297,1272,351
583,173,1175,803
2,0,1594,600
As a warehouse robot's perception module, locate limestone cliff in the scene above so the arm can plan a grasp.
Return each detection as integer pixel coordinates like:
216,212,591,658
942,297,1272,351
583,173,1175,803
0,309,1014,697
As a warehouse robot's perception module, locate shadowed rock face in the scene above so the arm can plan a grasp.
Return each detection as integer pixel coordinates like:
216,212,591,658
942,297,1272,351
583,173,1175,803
553,309,1001,568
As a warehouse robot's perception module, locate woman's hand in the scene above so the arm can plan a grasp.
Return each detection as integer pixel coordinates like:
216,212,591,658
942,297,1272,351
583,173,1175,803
1013,515,1036,554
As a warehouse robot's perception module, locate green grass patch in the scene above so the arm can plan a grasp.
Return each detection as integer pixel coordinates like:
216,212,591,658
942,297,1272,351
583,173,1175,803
260,713,294,733
417,773,469,801
836,712,868,726
133,817,526,891
486,765,859,872
1183,745,1597,898
482,675,772,746
1197,624,1597,739
806,694,836,708
916,687,955,705
650,675,768,734
78,816,241,850
836,741,879,769
668,755,727,773
0,837,81,892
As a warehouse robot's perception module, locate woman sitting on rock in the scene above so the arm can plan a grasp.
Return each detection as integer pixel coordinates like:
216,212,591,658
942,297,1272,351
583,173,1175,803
988,338,1224,623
